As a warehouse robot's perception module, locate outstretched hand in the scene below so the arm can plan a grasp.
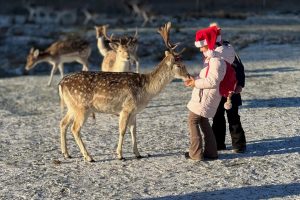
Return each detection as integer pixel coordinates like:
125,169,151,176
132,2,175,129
184,77,195,87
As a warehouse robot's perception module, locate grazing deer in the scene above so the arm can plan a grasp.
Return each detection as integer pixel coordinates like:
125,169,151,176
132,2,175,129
59,22,190,162
25,37,91,86
95,25,140,73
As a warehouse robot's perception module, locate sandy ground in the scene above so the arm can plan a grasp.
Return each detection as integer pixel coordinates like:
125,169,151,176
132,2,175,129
0,43,300,199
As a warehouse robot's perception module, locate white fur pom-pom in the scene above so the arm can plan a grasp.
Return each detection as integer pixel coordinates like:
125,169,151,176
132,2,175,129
224,101,232,110
209,22,219,27
224,92,234,110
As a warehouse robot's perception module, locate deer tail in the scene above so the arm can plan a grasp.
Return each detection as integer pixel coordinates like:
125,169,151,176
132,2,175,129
58,84,65,115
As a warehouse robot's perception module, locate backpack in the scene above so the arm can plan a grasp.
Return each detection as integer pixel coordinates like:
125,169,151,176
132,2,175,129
219,61,237,97
205,61,237,98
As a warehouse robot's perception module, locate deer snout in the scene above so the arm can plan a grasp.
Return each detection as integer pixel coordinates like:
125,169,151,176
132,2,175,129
25,64,31,71
124,53,130,61
182,73,191,81
187,73,191,79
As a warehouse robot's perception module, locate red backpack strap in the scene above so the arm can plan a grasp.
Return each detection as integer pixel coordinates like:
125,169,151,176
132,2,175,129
205,63,210,78
225,61,231,68
225,61,237,90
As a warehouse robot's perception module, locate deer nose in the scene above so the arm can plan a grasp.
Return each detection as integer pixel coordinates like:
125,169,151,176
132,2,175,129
187,73,191,79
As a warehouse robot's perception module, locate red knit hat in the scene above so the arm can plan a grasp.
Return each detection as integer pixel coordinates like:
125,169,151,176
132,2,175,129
194,26,221,50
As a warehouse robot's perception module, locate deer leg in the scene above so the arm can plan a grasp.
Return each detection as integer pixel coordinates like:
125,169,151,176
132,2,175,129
128,115,141,158
131,54,140,73
135,59,140,73
60,111,73,158
142,12,149,27
58,63,64,78
48,64,58,86
77,59,89,71
71,112,94,162
116,111,131,160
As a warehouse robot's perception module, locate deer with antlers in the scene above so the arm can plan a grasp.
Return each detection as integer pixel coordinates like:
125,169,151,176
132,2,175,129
25,37,91,86
95,25,140,73
58,22,190,162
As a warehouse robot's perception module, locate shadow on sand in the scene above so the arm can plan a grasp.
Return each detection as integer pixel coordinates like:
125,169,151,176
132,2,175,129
221,135,300,160
245,66,300,78
242,97,300,108
141,182,300,199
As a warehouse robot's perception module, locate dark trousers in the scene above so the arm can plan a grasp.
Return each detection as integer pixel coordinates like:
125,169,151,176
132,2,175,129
212,97,246,150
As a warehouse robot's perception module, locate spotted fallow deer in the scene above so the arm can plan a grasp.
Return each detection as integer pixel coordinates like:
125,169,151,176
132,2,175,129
25,37,91,86
95,25,140,73
58,22,190,162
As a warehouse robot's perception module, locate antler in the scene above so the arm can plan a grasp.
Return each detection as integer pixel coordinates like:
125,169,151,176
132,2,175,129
102,25,114,42
157,22,185,56
133,27,138,40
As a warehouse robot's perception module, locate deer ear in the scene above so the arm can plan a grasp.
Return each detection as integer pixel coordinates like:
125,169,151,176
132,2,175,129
109,43,118,50
33,49,39,58
164,51,173,66
165,51,170,57
30,47,34,53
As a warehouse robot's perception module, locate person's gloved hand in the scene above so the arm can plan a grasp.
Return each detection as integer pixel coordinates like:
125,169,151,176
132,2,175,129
235,85,243,93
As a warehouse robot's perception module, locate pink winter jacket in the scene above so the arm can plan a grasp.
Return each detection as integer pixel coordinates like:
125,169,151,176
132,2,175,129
187,44,236,118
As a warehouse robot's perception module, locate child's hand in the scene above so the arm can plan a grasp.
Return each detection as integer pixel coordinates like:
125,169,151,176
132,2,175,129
184,77,195,87
235,85,243,93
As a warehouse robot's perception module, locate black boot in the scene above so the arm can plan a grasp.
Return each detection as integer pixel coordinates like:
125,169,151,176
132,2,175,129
230,123,246,153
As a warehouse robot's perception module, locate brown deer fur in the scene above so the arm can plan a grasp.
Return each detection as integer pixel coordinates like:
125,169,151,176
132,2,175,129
25,37,91,86
59,22,190,162
95,25,139,73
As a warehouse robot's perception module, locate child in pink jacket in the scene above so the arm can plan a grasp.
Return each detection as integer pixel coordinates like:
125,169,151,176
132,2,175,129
184,25,235,161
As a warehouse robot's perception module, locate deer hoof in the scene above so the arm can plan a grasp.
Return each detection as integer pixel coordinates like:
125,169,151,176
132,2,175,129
63,153,71,159
118,157,126,161
85,156,94,162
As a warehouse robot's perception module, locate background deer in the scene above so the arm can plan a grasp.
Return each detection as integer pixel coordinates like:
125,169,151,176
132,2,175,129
25,37,91,86
82,8,103,25
95,25,140,73
121,0,156,27
23,1,78,25
59,22,190,162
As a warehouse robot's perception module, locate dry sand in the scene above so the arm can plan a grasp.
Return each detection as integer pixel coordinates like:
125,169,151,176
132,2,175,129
0,43,300,199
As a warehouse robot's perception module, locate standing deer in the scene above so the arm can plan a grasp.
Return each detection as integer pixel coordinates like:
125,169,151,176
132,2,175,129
95,25,140,73
25,37,91,86
59,22,190,162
